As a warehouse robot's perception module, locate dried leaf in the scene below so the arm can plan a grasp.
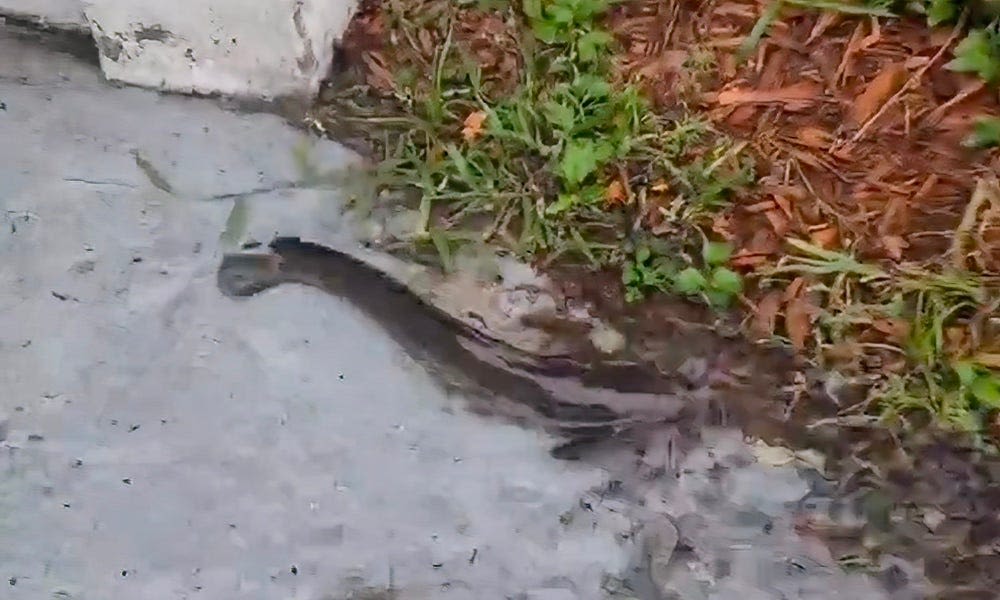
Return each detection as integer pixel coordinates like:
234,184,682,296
851,63,907,126
462,111,488,142
872,318,910,341
765,208,791,235
605,180,626,205
751,290,784,338
795,126,832,149
730,252,770,268
882,235,908,261
716,82,824,108
810,226,839,249
786,287,815,352
973,353,1000,369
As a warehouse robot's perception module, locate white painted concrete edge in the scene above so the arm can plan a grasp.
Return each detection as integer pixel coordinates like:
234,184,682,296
0,0,88,31
2,0,358,99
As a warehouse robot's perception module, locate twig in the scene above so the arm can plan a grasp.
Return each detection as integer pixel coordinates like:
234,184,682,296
950,176,996,269
850,8,969,144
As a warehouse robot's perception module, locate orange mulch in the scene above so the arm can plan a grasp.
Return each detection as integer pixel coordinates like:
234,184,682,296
611,0,1000,275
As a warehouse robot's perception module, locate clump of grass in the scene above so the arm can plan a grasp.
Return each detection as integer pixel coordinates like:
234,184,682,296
764,239,1000,443
335,0,753,307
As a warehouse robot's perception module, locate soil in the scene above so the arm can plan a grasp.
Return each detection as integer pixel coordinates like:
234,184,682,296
315,1,1000,597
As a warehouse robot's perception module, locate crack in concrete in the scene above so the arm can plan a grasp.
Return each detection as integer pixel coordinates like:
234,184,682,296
130,149,173,194
63,177,136,188
206,181,300,201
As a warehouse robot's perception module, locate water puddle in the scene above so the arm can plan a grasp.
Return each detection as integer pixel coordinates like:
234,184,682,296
218,238,932,599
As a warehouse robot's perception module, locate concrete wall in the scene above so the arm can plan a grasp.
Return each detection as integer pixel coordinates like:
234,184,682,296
0,0,87,29
1,0,357,99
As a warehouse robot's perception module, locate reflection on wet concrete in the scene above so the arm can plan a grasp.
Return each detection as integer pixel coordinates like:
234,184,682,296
219,237,919,599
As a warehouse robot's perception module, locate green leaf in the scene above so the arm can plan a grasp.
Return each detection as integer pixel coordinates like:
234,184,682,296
926,0,957,26
946,29,1000,84
593,140,615,162
709,267,743,296
522,0,543,20
559,139,599,186
577,29,613,62
674,267,708,295
572,74,611,98
966,116,1000,148
955,362,979,387
543,101,576,133
531,19,560,43
702,241,733,266
578,184,605,205
548,4,576,23
705,289,734,309
636,246,651,264
622,263,640,285
444,144,478,185
547,192,578,215
430,228,454,273
971,375,1000,408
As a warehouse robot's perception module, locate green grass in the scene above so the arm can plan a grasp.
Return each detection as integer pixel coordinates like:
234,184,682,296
338,0,753,305
764,239,1000,443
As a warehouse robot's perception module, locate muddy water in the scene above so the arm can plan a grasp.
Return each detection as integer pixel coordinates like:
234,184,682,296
219,238,922,599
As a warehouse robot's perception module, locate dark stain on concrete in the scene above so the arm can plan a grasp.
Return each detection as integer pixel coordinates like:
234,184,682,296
134,24,175,44
291,1,318,74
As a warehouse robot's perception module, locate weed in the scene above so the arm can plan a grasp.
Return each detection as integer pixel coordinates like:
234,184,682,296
623,239,743,308
946,23,1000,84
965,115,1000,148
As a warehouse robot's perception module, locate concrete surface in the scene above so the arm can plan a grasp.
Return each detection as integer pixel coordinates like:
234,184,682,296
0,23,922,600
0,28,631,600
82,0,356,98
0,0,87,30
1,0,356,98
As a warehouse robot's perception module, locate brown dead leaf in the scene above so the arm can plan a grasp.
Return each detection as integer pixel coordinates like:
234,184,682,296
882,235,908,261
872,318,910,341
972,353,1000,369
716,82,824,109
362,52,395,92
794,126,832,149
783,276,806,304
462,111,488,142
730,252,770,268
751,290,784,338
810,225,839,249
851,63,907,126
765,209,791,236
945,326,972,357
605,180,626,205
786,292,816,352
